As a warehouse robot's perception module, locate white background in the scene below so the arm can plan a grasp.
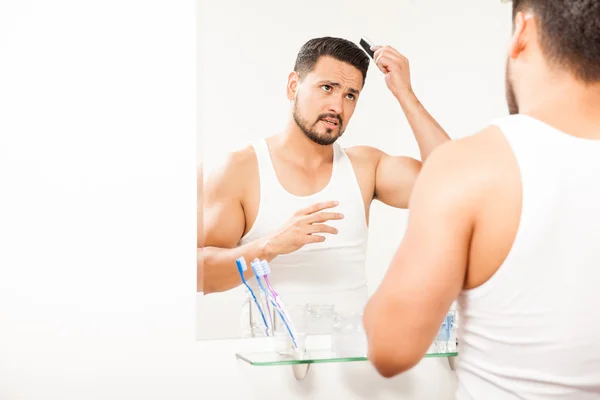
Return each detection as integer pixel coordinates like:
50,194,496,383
198,0,512,339
0,1,200,399
0,0,512,399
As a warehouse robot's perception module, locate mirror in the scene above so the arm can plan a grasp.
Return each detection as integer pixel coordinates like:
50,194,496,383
198,0,512,340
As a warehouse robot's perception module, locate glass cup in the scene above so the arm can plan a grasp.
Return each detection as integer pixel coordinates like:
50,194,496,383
306,303,336,335
240,291,272,338
331,312,367,357
274,304,308,357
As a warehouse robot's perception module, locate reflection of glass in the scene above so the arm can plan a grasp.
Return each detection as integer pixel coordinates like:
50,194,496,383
307,303,335,335
331,312,367,357
240,292,271,338
274,304,308,356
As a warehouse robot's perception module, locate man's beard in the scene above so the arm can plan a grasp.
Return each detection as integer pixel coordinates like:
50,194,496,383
506,60,519,115
292,101,344,146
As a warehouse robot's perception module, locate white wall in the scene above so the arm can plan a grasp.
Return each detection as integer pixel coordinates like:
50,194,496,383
198,0,512,398
0,1,204,399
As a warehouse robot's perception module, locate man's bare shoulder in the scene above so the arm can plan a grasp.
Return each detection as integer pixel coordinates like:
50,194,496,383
204,144,258,200
344,145,424,166
210,145,256,177
344,145,384,166
416,125,514,206
432,125,511,173
344,145,383,158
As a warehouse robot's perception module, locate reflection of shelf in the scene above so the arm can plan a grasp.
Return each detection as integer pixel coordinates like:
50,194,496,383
236,348,458,367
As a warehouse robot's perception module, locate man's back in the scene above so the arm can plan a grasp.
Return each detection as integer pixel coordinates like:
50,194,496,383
362,1,600,395
456,114,600,399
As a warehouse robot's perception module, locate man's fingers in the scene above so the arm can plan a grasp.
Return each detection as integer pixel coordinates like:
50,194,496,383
297,201,339,216
374,47,406,68
306,234,326,244
375,56,391,74
308,224,338,235
306,211,344,223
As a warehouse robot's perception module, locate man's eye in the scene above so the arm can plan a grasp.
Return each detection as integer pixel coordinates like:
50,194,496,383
346,93,355,100
321,85,332,92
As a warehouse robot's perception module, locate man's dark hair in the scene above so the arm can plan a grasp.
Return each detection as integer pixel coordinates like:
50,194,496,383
512,0,600,82
293,37,370,85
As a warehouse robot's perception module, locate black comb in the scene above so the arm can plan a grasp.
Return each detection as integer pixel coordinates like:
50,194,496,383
359,37,375,59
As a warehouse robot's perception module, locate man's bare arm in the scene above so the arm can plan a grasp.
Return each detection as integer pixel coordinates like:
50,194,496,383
364,138,479,377
372,115,449,207
373,153,422,208
398,90,450,161
367,45,451,208
200,153,273,295
372,45,451,161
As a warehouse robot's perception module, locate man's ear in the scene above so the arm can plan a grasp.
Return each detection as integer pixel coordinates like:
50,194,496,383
287,71,300,100
508,11,533,60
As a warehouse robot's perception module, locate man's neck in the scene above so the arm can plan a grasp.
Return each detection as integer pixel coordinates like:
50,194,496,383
273,120,335,168
520,73,600,139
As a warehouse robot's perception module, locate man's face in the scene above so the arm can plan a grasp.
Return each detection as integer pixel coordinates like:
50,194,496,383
291,56,363,146
505,57,519,115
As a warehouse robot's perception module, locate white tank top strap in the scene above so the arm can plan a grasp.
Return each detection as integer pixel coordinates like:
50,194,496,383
250,139,280,195
333,142,355,178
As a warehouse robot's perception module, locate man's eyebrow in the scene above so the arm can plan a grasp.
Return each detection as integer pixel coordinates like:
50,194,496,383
318,80,360,94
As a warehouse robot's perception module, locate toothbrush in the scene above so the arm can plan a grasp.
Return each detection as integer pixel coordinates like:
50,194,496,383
260,260,287,317
260,260,299,345
249,260,273,327
261,260,280,302
236,257,270,336
249,259,275,327
251,259,298,349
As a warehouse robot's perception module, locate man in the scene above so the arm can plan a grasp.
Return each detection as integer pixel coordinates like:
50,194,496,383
200,37,449,314
363,1,600,398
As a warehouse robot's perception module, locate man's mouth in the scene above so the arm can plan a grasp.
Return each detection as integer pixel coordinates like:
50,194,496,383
320,117,339,127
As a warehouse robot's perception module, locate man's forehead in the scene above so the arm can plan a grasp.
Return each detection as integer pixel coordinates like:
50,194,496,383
308,56,363,86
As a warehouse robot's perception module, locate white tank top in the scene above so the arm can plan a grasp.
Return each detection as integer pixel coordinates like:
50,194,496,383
456,115,600,399
239,139,369,313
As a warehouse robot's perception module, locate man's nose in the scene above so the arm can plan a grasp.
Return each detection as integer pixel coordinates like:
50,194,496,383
327,96,343,115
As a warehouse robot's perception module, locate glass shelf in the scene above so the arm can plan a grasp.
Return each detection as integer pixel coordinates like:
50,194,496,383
236,348,458,367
